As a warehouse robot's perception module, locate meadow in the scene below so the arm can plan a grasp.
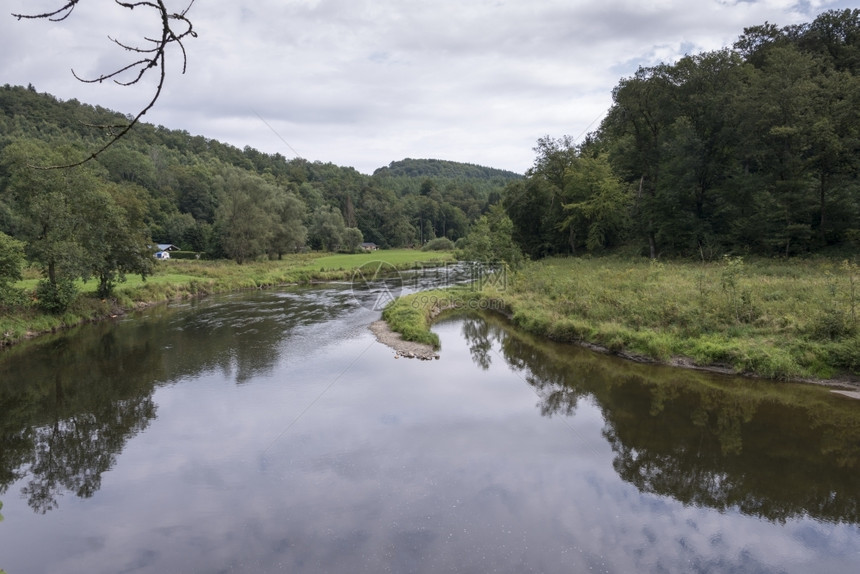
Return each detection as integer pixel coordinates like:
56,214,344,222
389,256,860,382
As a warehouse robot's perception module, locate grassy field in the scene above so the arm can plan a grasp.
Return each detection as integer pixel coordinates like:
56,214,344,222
1,250,454,348
387,255,860,382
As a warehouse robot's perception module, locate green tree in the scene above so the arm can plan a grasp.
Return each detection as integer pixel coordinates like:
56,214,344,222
215,170,278,264
603,65,678,258
459,204,524,269
182,221,213,253
1,141,100,310
504,136,578,258
740,44,821,255
86,182,155,298
172,163,218,223
342,227,364,253
2,140,156,303
561,154,631,252
659,50,745,255
308,205,346,251
96,145,158,191
157,212,196,246
795,9,860,74
268,190,307,259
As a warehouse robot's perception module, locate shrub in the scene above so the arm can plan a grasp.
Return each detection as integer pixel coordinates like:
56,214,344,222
35,278,78,314
811,308,855,340
422,237,455,251
828,335,860,374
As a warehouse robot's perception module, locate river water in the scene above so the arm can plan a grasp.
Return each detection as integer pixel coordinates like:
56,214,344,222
0,280,859,573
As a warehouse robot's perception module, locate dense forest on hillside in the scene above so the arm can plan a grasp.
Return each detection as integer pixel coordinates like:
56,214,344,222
506,9,860,260
0,85,517,306
0,85,517,253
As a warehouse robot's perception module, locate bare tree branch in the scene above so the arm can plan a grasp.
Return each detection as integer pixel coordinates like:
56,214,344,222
11,0,197,169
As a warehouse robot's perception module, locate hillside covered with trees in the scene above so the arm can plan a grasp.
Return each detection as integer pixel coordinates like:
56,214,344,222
504,9,860,260
0,85,518,308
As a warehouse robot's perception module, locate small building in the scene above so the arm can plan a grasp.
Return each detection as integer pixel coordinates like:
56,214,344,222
361,242,379,251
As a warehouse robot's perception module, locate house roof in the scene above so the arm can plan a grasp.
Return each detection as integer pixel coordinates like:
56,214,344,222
157,243,180,251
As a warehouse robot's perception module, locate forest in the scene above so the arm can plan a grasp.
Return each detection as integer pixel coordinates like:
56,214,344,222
0,84,518,308
1,9,859,314
505,9,860,260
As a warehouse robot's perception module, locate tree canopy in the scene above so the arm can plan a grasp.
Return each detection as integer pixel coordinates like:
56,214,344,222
505,9,860,259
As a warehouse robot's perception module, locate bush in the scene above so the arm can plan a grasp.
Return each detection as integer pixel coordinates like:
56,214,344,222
811,308,855,340
35,278,77,314
422,237,455,251
828,336,860,374
0,285,28,308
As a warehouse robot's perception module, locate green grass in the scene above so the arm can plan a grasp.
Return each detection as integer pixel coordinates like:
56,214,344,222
1,250,454,348
492,255,860,381
382,287,487,348
383,255,860,382
302,249,453,271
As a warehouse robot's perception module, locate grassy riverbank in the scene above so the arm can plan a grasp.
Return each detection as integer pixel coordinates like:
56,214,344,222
0,250,454,348
382,287,487,348
386,256,860,383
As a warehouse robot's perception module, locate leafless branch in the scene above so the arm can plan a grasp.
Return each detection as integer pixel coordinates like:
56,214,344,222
11,0,197,169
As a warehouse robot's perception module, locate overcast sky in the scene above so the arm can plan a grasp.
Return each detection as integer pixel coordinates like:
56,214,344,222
2,0,855,174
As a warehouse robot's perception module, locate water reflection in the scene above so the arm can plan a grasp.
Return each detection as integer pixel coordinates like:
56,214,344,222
0,329,159,513
1,295,859,573
0,286,366,513
459,312,860,525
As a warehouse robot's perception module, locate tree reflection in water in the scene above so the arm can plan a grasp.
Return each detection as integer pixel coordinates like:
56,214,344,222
0,329,160,513
459,312,860,525
0,287,344,513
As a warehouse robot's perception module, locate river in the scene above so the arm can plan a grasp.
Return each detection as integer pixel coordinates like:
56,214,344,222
0,279,859,573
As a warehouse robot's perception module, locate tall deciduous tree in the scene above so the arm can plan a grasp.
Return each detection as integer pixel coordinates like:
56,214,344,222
86,182,155,298
215,170,278,264
504,136,578,258
459,204,523,269
1,140,155,306
269,190,307,259
603,64,678,258
308,205,346,252
561,154,630,252
342,227,364,253
2,141,91,286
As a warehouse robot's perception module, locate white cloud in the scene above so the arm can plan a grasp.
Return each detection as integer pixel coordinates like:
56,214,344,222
1,0,851,173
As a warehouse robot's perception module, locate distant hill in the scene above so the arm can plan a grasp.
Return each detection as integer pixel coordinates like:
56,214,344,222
0,84,516,251
371,158,521,200
374,158,521,180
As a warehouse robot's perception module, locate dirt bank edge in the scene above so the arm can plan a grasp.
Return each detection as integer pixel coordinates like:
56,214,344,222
369,320,440,360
